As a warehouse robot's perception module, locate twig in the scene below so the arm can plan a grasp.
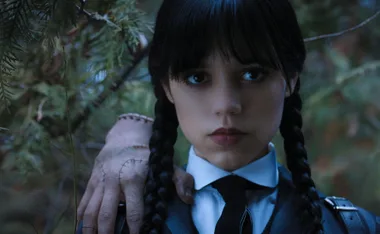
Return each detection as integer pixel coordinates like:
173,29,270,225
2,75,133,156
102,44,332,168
75,4,122,30
78,0,86,14
304,9,380,42
36,98,47,122
69,42,151,134
75,3,89,18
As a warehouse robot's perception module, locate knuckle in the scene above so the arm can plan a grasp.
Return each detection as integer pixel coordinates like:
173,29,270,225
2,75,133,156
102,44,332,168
83,211,96,221
90,173,103,184
121,170,146,184
126,211,143,223
98,211,113,222
125,195,141,204
124,172,142,182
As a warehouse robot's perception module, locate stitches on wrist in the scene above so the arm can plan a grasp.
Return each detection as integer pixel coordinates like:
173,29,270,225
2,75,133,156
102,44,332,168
118,145,150,152
113,145,150,161
118,113,154,123
128,144,149,149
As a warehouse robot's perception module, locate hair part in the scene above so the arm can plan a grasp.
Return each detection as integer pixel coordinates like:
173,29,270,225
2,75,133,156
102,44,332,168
143,0,323,233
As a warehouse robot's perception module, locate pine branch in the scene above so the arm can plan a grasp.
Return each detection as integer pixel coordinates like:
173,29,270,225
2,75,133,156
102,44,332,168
23,0,146,138
0,0,76,109
82,0,144,75
304,9,380,42
41,40,150,138
0,75,12,108
0,0,34,108
70,41,151,134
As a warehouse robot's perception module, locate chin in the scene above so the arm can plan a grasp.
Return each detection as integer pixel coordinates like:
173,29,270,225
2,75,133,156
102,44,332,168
210,152,251,171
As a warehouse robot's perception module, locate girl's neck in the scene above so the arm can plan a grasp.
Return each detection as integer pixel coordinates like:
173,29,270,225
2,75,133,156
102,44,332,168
194,144,270,172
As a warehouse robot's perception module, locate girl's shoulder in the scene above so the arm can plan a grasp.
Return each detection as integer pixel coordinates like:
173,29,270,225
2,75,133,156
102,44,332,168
320,195,379,233
278,166,379,233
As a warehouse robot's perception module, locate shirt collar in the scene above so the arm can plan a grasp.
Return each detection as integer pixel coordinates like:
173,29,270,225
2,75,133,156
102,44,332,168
186,143,279,190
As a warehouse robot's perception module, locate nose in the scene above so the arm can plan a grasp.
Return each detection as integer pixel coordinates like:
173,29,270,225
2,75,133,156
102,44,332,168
212,85,242,116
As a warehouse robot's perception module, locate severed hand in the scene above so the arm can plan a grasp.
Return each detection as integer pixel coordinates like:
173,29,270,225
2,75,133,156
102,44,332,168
76,113,194,234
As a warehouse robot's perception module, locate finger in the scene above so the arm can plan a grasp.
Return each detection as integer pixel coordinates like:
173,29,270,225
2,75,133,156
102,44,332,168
173,165,195,204
77,182,95,222
82,186,104,234
97,182,119,234
76,220,84,234
124,183,145,234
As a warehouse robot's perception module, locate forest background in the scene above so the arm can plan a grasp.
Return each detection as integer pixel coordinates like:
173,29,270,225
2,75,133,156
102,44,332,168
0,0,380,233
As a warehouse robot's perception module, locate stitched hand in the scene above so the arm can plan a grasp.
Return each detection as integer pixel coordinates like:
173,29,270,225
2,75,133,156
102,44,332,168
76,114,194,234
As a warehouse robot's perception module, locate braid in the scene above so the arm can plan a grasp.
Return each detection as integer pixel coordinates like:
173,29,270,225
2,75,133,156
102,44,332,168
279,79,323,234
141,85,179,234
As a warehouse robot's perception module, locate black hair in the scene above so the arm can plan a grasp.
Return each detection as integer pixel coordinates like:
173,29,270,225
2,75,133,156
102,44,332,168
142,0,323,233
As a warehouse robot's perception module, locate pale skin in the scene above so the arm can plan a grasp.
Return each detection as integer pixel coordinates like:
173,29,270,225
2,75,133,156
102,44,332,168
77,51,297,234
77,115,195,234
163,51,297,170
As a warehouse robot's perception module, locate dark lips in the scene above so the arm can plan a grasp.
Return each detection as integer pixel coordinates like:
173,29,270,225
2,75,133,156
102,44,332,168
209,128,247,146
210,127,245,135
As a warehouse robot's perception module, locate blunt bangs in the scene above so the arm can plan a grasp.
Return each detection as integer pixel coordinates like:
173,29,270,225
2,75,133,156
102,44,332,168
149,0,306,83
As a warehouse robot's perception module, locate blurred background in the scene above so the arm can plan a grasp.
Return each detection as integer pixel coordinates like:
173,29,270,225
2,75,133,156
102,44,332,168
0,0,379,233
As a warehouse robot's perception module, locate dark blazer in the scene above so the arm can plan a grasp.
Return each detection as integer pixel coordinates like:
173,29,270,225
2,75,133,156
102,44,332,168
77,166,379,234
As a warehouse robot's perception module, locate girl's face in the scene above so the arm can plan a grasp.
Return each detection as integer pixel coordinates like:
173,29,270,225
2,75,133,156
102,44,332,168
163,51,296,171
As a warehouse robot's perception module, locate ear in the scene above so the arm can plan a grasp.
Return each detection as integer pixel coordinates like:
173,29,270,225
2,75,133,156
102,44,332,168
162,82,174,103
285,74,299,97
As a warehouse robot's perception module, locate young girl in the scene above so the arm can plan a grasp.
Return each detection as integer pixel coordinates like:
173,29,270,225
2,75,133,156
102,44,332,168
78,0,379,233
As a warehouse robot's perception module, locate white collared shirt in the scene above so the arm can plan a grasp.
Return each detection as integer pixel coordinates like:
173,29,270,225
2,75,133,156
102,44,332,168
186,143,279,234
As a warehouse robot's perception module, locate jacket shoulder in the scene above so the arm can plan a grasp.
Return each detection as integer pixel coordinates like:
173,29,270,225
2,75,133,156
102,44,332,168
320,195,379,234
278,166,378,233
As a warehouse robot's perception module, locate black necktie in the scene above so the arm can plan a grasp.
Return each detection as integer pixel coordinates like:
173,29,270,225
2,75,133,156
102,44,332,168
212,175,259,234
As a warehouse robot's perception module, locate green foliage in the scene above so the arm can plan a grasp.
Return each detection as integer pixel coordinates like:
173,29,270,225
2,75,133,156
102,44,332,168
85,0,146,75
0,0,77,107
305,60,380,109
0,0,380,233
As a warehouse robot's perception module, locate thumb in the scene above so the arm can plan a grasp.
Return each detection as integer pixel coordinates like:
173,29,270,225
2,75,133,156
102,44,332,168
172,165,195,204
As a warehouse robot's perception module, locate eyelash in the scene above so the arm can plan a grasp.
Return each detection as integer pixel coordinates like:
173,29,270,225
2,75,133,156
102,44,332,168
179,66,270,87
